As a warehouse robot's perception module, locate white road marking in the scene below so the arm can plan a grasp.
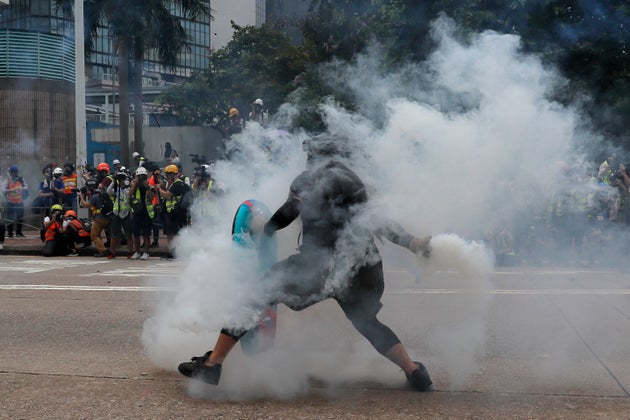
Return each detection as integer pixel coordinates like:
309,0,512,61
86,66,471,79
0,285,628,295
0,258,182,277
0,284,172,292
390,289,630,295
0,259,110,273
80,263,182,277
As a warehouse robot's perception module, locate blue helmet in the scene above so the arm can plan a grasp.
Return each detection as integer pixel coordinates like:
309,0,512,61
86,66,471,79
8,165,18,173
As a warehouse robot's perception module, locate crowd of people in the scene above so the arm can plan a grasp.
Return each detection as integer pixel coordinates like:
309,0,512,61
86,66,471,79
486,157,630,267
1,91,628,265
0,150,222,258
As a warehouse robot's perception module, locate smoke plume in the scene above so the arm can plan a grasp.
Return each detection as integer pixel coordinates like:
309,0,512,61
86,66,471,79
141,15,609,397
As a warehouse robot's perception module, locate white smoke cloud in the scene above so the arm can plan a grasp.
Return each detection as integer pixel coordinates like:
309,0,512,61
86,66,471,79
141,15,604,397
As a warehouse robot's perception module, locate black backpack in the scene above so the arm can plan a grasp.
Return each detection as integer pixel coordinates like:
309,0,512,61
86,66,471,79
176,182,194,212
100,191,114,216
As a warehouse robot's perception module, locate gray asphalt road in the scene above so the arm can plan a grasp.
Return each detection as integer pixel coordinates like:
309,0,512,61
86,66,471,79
1,256,629,419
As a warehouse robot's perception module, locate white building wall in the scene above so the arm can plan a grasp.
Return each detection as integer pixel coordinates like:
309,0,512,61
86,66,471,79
211,0,265,51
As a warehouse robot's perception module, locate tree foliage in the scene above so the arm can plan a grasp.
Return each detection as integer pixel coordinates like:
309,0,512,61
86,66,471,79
159,23,308,130
162,0,629,140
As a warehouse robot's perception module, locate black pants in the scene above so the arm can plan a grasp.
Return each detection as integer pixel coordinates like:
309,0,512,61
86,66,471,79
6,202,24,235
223,251,400,355
42,235,70,256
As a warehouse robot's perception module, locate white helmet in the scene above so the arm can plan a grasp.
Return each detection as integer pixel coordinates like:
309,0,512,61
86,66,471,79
135,167,147,176
53,167,63,176
132,152,140,159
254,98,263,106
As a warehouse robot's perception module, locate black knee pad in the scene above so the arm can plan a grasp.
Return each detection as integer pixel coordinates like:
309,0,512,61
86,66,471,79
220,327,247,341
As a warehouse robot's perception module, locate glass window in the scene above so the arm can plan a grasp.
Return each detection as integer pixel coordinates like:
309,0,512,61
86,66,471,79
31,0,50,16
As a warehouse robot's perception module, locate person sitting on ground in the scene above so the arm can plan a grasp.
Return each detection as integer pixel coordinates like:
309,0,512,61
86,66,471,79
42,204,70,257
63,209,91,255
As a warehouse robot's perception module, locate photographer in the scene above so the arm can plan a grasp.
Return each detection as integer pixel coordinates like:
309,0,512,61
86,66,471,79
146,163,163,248
156,164,191,259
61,162,78,211
79,181,112,257
129,167,156,260
192,164,223,225
64,209,91,255
107,166,134,259
42,204,70,257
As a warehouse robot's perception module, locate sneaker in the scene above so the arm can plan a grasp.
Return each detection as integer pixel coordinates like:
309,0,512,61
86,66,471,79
7,234,13,238
94,252,109,257
127,253,134,259
178,351,222,385
130,252,141,260
140,252,150,260
150,240,159,248
68,252,79,257
107,252,116,259
406,362,432,391
16,233,25,238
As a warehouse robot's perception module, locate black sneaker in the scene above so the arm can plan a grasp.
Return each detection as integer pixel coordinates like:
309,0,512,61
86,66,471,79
406,362,432,391
16,233,25,238
178,351,222,385
150,240,159,248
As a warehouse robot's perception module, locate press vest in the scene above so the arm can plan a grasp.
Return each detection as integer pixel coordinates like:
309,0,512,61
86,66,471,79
69,219,90,237
165,179,183,213
45,220,62,241
131,188,155,219
6,178,25,204
62,174,77,194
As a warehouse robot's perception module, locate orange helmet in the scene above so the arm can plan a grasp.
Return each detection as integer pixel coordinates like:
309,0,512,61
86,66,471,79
164,164,179,174
96,162,110,172
65,210,77,218
229,107,239,118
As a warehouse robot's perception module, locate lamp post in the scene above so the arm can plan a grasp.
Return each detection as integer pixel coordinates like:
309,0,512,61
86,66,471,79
74,0,87,171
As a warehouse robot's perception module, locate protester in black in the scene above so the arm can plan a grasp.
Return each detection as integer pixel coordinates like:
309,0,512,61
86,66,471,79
178,134,433,391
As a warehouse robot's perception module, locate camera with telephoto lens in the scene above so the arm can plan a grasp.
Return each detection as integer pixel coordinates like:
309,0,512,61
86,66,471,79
116,170,130,187
190,153,207,165
80,178,98,195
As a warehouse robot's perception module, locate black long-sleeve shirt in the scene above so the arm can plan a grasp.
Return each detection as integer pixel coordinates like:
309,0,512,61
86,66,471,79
264,160,413,252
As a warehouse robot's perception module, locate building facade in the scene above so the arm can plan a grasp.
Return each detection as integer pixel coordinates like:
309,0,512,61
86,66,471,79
0,0,76,173
266,0,311,45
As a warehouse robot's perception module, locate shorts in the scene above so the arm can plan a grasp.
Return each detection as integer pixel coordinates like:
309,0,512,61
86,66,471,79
131,212,153,238
264,250,385,319
163,211,187,236
110,215,132,239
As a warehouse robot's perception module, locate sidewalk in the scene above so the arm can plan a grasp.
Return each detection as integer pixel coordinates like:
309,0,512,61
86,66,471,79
0,231,171,258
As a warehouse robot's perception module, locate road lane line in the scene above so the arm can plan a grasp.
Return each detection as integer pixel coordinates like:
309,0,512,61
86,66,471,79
1,285,629,295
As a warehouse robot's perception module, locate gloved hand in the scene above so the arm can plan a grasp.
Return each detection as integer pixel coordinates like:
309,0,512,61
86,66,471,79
250,215,267,235
409,235,432,258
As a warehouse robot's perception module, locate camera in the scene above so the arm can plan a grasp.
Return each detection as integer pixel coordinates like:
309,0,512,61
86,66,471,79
190,153,207,165
116,173,130,188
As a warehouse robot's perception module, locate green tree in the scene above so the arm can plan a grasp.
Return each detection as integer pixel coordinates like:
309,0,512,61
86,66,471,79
159,23,308,133
56,0,210,165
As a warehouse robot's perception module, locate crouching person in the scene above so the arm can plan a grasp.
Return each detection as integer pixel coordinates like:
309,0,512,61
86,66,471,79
42,204,70,257
64,209,91,255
